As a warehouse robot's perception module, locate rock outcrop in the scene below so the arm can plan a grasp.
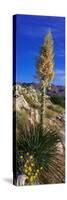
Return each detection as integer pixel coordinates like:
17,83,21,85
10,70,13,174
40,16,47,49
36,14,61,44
13,84,40,125
13,83,65,134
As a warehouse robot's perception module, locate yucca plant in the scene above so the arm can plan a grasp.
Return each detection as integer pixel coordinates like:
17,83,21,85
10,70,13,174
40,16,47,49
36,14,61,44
36,30,54,130
15,30,65,186
16,125,65,185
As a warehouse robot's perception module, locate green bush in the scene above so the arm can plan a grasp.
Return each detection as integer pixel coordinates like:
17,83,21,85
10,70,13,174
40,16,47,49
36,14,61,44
50,95,65,108
47,104,63,114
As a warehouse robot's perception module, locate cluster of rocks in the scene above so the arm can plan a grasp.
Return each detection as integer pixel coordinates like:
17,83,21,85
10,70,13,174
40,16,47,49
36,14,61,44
13,83,65,126
13,84,40,125
56,114,65,122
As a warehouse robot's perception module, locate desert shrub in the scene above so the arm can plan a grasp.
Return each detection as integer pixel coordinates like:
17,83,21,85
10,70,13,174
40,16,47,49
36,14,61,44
46,108,54,119
50,95,65,108
16,110,30,133
47,104,63,114
16,125,64,185
21,90,39,109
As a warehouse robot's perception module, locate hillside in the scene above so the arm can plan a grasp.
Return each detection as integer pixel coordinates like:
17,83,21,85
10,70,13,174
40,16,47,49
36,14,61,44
16,82,65,96
13,83,65,141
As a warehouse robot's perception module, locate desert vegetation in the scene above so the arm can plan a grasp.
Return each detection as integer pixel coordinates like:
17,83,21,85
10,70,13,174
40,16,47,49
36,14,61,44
16,125,64,185
13,30,65,186
50,94,65,108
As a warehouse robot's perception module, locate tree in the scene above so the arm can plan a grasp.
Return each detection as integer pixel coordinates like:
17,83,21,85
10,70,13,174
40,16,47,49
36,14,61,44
36,30,54,130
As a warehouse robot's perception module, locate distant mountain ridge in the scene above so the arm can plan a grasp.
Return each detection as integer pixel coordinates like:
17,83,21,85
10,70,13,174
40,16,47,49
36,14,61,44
15,82,65,96
47,84,65,96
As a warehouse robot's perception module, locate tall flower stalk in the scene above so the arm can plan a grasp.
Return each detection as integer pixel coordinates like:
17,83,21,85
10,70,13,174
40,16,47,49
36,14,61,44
36,30,54,129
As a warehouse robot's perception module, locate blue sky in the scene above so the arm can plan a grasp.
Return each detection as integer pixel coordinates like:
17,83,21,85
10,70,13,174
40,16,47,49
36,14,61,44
15,14,65,85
